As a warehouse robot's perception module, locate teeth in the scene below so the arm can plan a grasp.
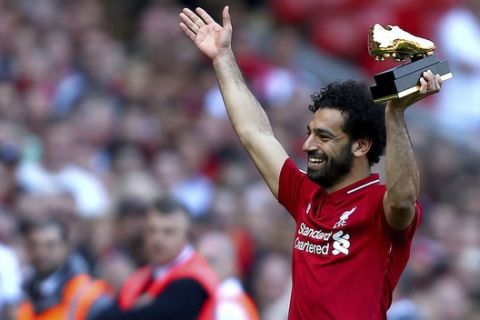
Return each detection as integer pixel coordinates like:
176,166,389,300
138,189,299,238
309,158,324,164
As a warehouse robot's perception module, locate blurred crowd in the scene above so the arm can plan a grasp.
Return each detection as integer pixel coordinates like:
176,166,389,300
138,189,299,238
0,0,479,319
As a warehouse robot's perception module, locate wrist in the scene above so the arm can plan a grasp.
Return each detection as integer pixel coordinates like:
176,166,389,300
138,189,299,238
386,102,406,116
212,48,234,65
385,104,407,123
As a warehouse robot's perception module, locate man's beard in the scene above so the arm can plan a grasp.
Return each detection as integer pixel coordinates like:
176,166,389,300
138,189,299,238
306,141,354,189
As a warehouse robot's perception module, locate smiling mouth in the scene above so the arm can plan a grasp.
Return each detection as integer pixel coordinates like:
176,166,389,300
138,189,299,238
308,156,326,167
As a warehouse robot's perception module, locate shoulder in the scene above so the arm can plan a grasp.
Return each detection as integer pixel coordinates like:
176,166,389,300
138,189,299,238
120,265,151,294
161,278,209,298
171,253,218,293
126,266,151,282
280,158,307,178
279,158,319,193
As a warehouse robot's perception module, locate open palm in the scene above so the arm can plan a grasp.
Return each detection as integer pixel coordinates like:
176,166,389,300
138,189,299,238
179,7,232,60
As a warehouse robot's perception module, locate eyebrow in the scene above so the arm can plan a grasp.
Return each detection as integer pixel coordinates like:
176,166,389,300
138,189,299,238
307,125,336,137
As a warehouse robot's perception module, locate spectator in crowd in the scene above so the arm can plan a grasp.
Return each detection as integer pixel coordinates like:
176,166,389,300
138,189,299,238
96,197,218,320
113,198,149,265
96,252,136,294
16,121,110,218
0,137,21,210
17,218,112,320
197,231,260,320
251,253,291,320
435,0,480,140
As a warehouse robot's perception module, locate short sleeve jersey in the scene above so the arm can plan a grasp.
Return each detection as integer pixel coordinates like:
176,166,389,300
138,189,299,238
278,159,421,320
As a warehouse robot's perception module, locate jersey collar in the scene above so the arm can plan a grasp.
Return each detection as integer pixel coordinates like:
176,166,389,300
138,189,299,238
322,173,381,204
153,245,195,279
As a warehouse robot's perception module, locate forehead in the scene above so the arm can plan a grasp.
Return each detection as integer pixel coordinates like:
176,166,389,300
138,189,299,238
308,108,346,132
29,226,63,242
146,210,188,227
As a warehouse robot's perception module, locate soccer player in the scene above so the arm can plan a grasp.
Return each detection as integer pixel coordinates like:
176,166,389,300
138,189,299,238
179,6,442,319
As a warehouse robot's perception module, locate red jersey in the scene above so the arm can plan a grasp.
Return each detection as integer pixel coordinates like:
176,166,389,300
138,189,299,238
278,159,421,320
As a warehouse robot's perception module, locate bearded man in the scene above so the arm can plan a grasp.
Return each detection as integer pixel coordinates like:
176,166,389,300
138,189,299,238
180,6,442,319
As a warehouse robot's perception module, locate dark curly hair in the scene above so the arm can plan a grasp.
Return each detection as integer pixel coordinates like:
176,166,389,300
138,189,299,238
308,80,386,165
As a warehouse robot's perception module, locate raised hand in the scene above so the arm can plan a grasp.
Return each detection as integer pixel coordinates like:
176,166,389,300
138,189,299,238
179,6,232,60
389,70,443,110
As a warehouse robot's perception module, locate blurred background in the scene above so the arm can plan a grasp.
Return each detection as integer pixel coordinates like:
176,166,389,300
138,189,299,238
0,0,479,319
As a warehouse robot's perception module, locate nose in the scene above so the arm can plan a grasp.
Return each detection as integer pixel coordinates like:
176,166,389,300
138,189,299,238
302,134,318,153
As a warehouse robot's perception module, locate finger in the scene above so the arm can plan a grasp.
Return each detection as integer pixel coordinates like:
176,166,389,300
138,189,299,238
419,77,427,94
179,22,196,41
223,6,232,30
425,70,437,91
423,70,434,83
183,8,206,28
435,74,443,88
432,76,440,91
426,71,440,91
195,7,215,24
179,12,200,33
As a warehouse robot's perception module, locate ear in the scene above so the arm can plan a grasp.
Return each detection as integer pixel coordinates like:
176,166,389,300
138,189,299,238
351,138,372,157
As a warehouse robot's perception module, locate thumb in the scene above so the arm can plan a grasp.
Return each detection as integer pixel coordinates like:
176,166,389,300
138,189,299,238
222,6,232,30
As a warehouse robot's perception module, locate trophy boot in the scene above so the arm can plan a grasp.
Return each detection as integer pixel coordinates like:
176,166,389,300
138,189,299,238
368,24,435,61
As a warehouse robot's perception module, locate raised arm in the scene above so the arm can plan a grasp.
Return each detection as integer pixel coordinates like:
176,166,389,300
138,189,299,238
383,70,442,229
179,6,288,197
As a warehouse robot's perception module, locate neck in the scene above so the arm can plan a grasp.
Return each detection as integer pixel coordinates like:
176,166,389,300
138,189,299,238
152,244,193,277
36,262,65,281
325,162,371,193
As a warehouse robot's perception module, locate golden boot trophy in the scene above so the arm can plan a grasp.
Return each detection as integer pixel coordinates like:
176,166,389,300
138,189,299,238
368,24,452,103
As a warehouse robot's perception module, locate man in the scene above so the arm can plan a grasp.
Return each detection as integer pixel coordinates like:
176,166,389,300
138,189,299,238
179,7,443,319
17,218,111,320
97,197,218,320
197,231,260,320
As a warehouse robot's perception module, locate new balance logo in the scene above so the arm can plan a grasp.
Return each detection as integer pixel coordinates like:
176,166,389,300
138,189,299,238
332,230,350,255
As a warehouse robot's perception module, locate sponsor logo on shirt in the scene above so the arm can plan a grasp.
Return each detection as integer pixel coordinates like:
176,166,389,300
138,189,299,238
294,223,351,256
332,230,350,255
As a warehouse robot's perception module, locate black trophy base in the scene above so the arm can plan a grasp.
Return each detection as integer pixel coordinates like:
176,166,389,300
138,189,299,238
369,54,452,103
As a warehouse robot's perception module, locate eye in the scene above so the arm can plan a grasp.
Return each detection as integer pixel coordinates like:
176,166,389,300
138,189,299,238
319,135,331,141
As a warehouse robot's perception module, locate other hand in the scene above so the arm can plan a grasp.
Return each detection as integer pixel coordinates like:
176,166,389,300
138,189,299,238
179,6,232,60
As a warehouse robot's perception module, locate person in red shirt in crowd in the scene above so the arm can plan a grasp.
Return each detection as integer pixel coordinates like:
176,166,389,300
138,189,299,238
95,197,218,320
179,6,443,319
